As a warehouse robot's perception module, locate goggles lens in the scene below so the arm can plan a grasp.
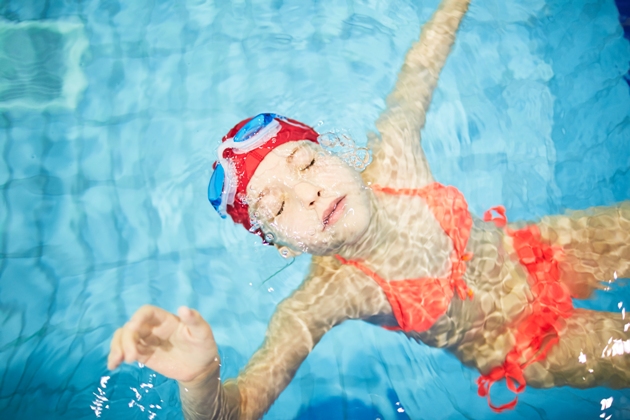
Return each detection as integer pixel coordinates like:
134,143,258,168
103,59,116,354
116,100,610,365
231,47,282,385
208,113,284,217
233,113,279,143
208,163,226,217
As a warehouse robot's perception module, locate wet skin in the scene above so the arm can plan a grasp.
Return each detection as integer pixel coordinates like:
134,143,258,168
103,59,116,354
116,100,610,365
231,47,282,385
246,140,372,256
107,0,630,419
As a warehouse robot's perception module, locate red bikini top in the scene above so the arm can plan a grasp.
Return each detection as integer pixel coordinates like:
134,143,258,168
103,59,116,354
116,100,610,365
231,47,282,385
335,183,474,332
335,183,574,412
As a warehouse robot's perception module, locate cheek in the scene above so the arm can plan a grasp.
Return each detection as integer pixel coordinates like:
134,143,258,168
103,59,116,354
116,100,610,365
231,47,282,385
266,217,338,253
265,211,317,243
317,164,362,191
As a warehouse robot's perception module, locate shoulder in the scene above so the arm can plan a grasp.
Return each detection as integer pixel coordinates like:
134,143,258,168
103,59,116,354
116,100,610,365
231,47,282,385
360,127,433,189
289,255,392,322
309,255,343,277
292,255,349,298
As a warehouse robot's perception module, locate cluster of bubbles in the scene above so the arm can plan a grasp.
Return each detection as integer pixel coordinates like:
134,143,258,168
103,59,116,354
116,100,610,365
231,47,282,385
317,129,372,172
90,364,164,419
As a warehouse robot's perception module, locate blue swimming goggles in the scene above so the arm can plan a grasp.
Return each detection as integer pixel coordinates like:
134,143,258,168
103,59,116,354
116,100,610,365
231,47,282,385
208,113,287,218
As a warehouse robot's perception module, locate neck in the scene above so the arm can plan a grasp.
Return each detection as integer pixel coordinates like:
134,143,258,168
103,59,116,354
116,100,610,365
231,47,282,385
335,190,386,261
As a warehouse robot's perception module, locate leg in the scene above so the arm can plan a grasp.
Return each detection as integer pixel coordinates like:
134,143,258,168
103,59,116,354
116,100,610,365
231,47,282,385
524,309,630,389
538,202,630,299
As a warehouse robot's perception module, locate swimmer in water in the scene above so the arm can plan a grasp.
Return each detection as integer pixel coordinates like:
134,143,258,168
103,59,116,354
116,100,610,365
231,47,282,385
108,0,630,418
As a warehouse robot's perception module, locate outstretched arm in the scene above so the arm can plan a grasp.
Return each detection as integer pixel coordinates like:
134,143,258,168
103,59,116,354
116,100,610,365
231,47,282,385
109,258,390,420
363,0,470,188
221,260,389,419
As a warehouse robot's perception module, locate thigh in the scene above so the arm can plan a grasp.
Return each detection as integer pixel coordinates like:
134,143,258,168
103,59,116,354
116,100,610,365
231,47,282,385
524,309,630,389
538,202,630,298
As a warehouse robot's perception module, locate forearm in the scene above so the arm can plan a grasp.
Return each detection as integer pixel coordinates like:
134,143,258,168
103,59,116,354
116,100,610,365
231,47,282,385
380,0,470,130
179,362,241,420
234,309,318,419
175,265,384,420
221,265,377,419
176,306,318,420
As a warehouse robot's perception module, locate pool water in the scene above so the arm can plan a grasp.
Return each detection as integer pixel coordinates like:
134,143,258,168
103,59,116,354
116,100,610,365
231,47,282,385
1,0,630,419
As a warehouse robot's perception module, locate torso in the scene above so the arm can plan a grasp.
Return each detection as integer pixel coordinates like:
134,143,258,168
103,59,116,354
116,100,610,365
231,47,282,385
332,186,535,374
307,114,537,374
356,191,454,283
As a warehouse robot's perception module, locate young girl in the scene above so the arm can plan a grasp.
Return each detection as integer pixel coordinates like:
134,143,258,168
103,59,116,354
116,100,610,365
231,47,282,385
108,0,630,418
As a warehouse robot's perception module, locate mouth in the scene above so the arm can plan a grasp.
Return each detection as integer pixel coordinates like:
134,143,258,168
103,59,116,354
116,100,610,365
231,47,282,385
322,196,346,230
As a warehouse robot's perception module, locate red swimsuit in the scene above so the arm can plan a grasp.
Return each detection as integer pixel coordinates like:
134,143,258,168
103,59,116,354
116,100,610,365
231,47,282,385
335,183,574,412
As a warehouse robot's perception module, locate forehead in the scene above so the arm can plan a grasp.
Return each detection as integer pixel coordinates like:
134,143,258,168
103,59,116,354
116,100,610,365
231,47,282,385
247,140,314,194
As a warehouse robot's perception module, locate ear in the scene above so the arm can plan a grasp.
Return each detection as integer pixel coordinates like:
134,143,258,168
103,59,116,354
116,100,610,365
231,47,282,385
276,245,302,259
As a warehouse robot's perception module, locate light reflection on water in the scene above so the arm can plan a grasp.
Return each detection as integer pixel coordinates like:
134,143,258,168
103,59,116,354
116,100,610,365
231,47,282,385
601,396,613,420
90,376,109,418
0,0,629,419
91,364,164,419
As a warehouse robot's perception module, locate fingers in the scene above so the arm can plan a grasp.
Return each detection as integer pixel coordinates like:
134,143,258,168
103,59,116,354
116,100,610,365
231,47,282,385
121,323,141,364
108,328,124,370
128,305,170,330
108,324,159,371
178,306,198,325
107,305,211,373
178,306,213,341
178,306,207,328
108,305,168,370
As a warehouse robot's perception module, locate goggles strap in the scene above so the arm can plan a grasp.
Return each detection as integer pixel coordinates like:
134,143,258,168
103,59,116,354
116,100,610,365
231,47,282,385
213,117,283,216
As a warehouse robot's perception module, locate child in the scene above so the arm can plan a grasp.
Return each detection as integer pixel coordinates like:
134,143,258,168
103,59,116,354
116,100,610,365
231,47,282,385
108,0,630,418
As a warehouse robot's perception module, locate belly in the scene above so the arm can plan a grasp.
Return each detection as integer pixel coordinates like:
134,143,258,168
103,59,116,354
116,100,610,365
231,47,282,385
410,219,534,374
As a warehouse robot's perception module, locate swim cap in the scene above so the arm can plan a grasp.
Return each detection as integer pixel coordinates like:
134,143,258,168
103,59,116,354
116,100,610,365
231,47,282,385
211,114,319,234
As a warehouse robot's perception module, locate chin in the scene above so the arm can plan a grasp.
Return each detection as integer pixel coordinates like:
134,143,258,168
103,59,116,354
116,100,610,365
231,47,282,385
271,190,372,256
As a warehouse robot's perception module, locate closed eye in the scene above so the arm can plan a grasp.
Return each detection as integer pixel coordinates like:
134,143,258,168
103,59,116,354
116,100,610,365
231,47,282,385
276,201,285,217
301,158,315,171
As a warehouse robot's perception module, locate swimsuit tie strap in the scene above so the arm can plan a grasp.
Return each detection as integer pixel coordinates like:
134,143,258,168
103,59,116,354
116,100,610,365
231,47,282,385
452,277,474,300
483,205,507,228
334,254,348,265
476,359,526,412
370,185,427,197
334,254,388,286
450,258,473,300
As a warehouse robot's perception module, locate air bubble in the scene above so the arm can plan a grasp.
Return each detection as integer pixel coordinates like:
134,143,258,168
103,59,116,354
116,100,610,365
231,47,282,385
318,130,372,171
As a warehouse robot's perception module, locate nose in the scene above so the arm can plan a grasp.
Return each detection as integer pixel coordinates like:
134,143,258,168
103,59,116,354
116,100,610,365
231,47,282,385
294,182,321,208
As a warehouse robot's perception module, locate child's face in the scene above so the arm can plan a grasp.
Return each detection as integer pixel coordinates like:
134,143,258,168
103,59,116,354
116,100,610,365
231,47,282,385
247,140,372,256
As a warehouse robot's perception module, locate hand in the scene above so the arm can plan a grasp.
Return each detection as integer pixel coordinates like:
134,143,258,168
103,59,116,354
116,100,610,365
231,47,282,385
108,305,220,385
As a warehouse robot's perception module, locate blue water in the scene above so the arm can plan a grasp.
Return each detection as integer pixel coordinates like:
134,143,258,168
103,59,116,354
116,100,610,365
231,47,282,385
1,0,630,419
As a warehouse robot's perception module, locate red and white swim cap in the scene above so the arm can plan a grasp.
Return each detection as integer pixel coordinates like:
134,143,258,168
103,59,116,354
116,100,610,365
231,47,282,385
209,114,319,234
